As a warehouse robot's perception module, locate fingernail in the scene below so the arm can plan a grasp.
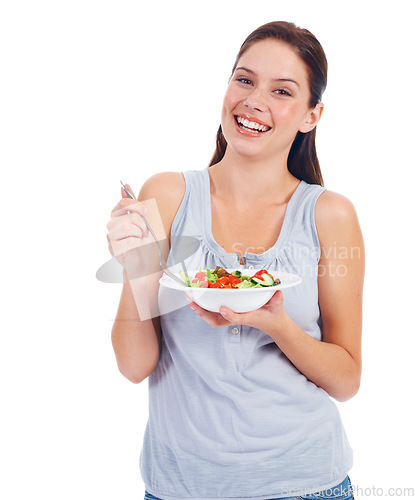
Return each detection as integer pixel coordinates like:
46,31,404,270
220,310,227,316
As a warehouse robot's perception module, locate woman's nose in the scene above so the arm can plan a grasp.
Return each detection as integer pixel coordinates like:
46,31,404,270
244,88,267,112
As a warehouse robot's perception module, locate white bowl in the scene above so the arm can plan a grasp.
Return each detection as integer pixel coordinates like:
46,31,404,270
159,268,302,313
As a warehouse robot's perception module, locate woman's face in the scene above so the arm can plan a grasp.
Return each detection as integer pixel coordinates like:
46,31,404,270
221,39,323,162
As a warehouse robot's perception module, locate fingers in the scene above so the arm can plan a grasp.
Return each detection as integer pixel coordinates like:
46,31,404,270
111,197,148,218
219,290,284,325
184,290,286,333
266,290,284,307
107,208,150,252
218,306,244,324
108,221,151,256
106,211,149,237
107,190,150,257
109,219,146,241
121,183,136,199
184,295,232,328
110,233,152,257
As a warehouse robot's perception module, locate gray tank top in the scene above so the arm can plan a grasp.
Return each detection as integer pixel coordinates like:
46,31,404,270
140,167,353,500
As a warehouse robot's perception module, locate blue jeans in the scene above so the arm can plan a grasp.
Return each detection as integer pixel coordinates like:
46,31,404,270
144,474,354,500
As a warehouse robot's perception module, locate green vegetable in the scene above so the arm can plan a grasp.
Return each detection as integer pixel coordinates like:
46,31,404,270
178,268,281,289
179,271,191,287
205,268,218,282
251,273,275,286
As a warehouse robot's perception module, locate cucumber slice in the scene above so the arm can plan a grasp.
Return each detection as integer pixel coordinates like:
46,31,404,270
236,280,255,289
251,273,275,286
261,273,275,286
250,277,266,285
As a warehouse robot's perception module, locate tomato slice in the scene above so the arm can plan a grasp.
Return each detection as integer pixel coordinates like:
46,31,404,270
229,277,242,286
194,272,207,280
209,282,221,288
252,269,272,281
218,276,231,285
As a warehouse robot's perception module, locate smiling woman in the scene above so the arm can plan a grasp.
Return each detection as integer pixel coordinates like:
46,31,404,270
219,39,324,171
107,20,362,500
210,22,327,186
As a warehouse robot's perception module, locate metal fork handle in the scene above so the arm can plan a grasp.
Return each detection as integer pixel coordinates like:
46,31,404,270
120,181,188,286
140,215,188,286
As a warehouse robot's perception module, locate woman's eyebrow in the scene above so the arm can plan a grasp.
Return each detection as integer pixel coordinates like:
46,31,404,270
235,66,300,88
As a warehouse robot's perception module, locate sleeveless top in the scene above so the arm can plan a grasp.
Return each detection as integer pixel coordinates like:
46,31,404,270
140,167,353,500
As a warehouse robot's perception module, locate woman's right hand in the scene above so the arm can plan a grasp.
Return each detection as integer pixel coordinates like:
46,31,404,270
106,184,151,275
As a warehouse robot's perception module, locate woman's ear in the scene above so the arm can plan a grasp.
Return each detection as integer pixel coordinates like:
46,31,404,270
299,102,324,133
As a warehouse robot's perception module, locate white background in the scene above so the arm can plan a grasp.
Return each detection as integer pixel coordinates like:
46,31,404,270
1,1,414,499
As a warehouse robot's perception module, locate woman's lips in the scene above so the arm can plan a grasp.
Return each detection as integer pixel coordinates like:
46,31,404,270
234,115,271,137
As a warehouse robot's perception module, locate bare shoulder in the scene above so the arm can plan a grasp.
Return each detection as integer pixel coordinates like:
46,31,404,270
138,171,185,204
315,189,363,247
316,189,358,223
137,171,186,242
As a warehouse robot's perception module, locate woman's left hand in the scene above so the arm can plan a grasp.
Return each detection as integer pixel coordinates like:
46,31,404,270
184,290,287,335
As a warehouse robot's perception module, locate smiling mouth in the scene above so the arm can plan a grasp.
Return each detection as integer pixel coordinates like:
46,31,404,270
235,115,271,133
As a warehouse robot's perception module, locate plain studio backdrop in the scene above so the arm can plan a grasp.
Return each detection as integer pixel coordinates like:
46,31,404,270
1,1,414,499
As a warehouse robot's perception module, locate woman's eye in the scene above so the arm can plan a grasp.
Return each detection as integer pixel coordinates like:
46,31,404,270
236,77,252,85
274,88,292,96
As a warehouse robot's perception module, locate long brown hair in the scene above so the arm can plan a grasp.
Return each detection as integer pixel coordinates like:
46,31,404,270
208,21,328,186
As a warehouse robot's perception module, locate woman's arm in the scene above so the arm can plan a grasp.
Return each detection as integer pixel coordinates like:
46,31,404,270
245,190,365,401
314,190,364,400
187,189,365,402
251,190,364,401
111,267,163,384
111,172,185,383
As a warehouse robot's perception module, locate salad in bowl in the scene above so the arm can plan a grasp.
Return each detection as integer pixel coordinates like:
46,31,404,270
179,266,281,289
160,266,302,313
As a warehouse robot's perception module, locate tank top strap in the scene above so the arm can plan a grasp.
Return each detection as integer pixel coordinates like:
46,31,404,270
282,181,326,265
170,168,208,241
168,168,214,269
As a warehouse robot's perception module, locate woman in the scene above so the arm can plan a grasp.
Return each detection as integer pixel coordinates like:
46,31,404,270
107,21,364,500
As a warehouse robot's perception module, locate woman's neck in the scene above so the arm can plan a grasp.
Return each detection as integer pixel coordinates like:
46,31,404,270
209,150,300,209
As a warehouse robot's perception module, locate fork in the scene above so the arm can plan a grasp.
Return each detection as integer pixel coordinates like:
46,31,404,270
120,180,188,286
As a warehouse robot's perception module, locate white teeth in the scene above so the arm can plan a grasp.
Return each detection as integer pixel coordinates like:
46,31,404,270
236,116,270,132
